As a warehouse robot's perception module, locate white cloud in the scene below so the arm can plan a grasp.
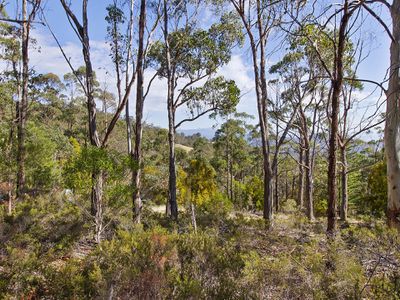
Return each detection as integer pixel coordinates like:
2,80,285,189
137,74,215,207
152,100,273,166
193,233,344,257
218,54,258,120
219,54,254,92
9,28,260,129
30,28,112,81
26,28,171,124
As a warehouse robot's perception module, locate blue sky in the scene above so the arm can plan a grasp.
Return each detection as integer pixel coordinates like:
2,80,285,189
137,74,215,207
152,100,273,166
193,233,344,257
4,1,392,132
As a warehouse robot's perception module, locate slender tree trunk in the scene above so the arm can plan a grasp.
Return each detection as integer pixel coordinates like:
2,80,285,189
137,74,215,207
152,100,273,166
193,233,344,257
230,159,234,202
340,146,348,221
132,116,143,226
6,93,17,215
92,172,103,243
107,282,114,300
126,105,132,154
86,58,102,241
164,0,178,220
60,0,102,241
285,172,289,201
302,112,314,220
274,121,279,212
60,0,136,240
305,146,314,221
103,96,108,129
132,0,146,224
165,76,178,219
7,182,12,215
327,1,350,235
125,0,134,155
386,0,400,230
327,89,340,234
191,202,197,232
230,0,272,221
79,3,102,235
259,103,272,221
257,80,272,220
291,176,296,199
298,142,305,208
256,0,272,221
274,166,279,212
167,116,178,219
226,139,230,199
16,0,28,200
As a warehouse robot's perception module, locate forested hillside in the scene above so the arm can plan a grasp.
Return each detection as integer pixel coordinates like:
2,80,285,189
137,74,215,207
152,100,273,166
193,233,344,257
0,0,399,299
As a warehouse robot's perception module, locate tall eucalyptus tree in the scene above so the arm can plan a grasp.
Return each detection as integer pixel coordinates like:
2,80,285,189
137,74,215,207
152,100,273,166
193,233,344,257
17,0,41,200
150,1,242,219
59,0,136,241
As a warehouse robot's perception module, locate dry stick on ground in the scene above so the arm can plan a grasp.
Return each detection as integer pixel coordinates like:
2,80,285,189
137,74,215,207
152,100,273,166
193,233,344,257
359,256,381,296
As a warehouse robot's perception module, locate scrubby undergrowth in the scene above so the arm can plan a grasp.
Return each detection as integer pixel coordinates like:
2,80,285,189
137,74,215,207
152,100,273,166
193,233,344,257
0,196,399,299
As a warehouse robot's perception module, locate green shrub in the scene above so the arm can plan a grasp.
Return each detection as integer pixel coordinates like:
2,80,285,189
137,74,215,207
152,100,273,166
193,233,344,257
314,198,328,217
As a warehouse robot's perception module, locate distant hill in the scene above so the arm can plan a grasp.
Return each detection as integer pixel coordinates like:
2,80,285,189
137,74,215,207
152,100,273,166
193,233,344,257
177,128,216,139
175,144,193,153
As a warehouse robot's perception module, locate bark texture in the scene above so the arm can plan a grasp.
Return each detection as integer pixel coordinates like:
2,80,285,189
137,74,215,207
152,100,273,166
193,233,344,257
327,1,351,235
305,146,314,221
164,0,178,220
60,0,102,241
132,0,146,224
386,0,400,230
191,203,197,232
297,142,305,208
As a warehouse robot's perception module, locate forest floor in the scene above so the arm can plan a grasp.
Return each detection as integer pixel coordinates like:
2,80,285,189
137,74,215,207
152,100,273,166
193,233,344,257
1,197,399,299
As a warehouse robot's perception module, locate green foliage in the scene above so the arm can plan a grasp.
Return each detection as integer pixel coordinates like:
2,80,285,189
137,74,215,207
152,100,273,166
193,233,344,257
177,158,233,223
105,2,127,68
342,224,400,299
314,198,328,218
147,10,241,125
185,76,240,119
174,230,245,299
1,194,399,299
63,141,132,206
356,160,387,217
0,15,20,64
148,13,242,79
82,228,176,299
245,175,264,210
25,122,67,191
313,157,329,217
212,114,258,209
0,2,396,300
0,195,85,298
182,158,218,207
192,136,213,159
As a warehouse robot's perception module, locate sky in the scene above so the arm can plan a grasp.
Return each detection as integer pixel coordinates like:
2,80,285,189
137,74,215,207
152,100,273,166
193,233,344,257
3,0,392,133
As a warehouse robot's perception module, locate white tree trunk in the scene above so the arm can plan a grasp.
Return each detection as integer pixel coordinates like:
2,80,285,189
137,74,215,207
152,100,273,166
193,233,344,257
191,203,197,233
386,0,400,230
